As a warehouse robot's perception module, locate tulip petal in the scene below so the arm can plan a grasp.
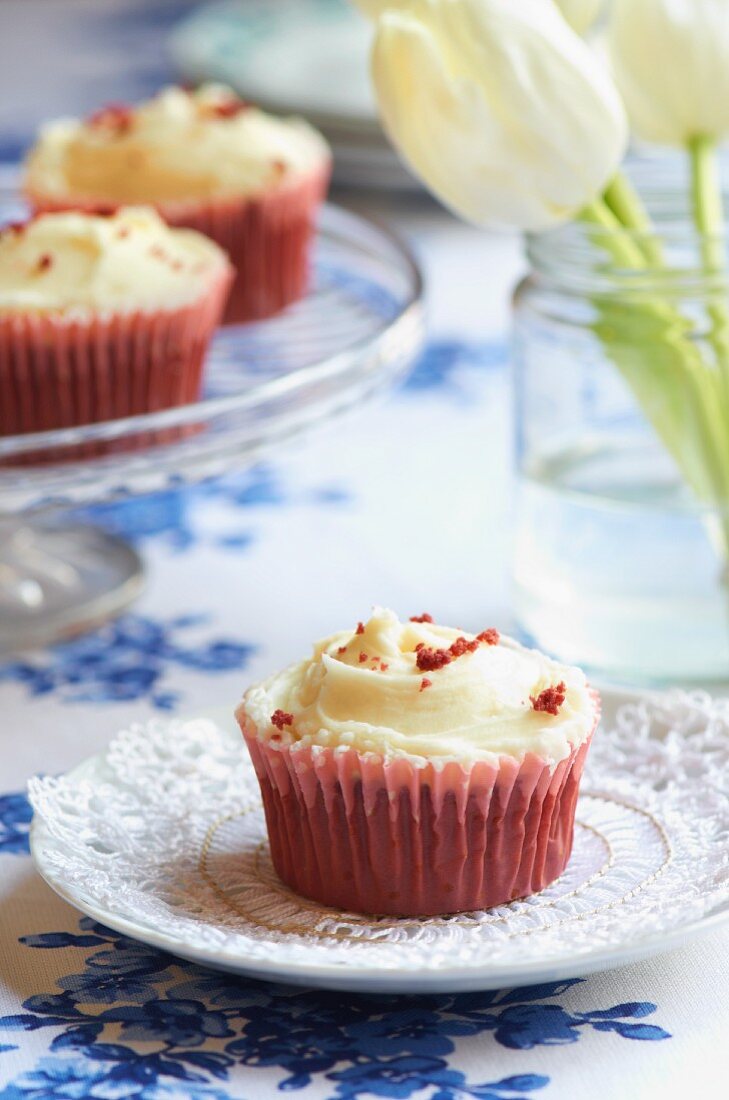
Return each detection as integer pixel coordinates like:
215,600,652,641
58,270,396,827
372,0,627,230
555,0,603,36
610,0,729,146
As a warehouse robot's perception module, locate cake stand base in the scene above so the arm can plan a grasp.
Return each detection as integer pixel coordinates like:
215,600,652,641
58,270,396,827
0,521,144,654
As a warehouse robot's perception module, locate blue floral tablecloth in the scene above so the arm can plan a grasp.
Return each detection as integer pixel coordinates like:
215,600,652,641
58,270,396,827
1,3,728,1097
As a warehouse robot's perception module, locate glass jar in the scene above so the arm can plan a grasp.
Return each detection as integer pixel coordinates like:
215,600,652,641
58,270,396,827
513,172,729,685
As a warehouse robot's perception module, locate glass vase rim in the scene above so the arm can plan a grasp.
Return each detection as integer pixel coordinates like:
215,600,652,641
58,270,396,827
526,157,729,293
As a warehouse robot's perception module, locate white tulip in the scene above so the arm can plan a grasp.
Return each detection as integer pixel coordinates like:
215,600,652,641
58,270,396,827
350,0,392,15
371,0,628,230
355,1,603,34
610,0,729,146
555,0,603,34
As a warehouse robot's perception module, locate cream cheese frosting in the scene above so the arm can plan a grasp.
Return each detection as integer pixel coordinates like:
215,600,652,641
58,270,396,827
24,84,330,204
0,207,230,314
241,608,597,766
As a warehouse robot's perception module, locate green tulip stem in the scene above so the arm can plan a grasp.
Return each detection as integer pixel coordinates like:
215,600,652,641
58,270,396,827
576,195,729,570
687,135,729,578
688,134,729,374
603,172,664,265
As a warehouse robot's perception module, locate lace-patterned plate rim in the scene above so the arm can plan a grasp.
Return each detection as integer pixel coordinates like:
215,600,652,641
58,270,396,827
28,690,729,994
29,817,729,993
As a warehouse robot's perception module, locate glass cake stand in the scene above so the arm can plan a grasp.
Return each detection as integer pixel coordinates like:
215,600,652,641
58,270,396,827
0,189,424,652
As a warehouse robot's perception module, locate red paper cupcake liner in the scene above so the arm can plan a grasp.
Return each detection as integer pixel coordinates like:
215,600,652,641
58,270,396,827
27,164,330,326
0,266,231,463
238,697,599,918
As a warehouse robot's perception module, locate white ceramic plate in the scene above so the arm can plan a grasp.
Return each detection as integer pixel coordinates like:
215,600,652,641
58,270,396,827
29,690,729,993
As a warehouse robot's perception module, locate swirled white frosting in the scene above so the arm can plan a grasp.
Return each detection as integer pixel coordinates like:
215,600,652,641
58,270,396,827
240,608,597,765
24,84,330,204
0,207,230,314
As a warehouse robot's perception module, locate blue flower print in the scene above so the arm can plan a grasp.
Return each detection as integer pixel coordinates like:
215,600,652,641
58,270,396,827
0,613,254,710
0,1054,230,1100
79,465,351,555
328,1060,550,1100
402,339,507,396
342,1011,479,1058
0,917,670,1100
0,792,32,855
99,1000,234,1048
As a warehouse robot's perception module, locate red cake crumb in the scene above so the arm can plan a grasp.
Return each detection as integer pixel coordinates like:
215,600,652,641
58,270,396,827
359,652,368,663
414,627,502,673
36,253,53,272
210,98,249,119
270,709,294,730
415,646,452,672
449,636,479,658
337,645,347,654
87,103,133,135
355,621,365,635
380,662,389,671
530,682,567,716
410,613,433,623
419,678,432,692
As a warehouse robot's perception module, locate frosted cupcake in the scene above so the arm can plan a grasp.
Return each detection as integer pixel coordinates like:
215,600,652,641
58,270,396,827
23,84,331,324
236,608,600,917
0,207,232,442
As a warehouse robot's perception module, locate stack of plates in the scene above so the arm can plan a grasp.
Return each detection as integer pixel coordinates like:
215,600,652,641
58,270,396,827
170,0,417,190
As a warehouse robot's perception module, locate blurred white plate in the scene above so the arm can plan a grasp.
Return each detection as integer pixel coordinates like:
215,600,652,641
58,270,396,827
29,689,729,993
170,0,417,189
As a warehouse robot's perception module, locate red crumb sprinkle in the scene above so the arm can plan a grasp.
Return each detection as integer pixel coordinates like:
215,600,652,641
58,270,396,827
355,621,365,635
410,613,434,623
87,103,133,135
270,709,294,730
116,227,130,239
36,253,53,273
415,646,452,672
414,628,500,672
449,636,479,658
359,652,368,663
380,662,389,671
337,645,347,654
149,245,167,261
530,682,567,716
5,221,27,236
209,98,249,119
419,678,432,692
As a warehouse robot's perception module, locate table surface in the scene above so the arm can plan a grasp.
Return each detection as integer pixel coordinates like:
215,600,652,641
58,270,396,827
0,4,727,1099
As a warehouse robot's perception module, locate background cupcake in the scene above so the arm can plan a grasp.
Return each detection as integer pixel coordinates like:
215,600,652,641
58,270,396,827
23,84,331,325
236,608,600,918
0,207,232,450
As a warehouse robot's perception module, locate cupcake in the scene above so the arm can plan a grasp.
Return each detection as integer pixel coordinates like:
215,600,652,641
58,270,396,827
0,207,232,444
24,84,332,325
236,608,599,917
